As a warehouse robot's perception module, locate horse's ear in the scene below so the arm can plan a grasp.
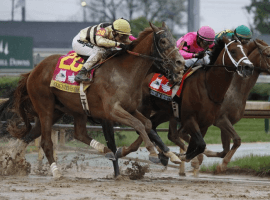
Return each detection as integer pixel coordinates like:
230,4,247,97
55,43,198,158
162,22,168,29
254,39,264,50
222,36,230,43
149,22,159,33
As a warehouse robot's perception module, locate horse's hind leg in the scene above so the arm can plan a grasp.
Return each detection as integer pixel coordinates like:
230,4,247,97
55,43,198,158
73,114,114,158
101,120,120,177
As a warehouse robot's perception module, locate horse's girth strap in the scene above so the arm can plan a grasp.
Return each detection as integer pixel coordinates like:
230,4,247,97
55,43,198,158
79,83,91,116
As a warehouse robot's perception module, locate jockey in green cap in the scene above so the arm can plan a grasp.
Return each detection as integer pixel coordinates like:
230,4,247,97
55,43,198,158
215,25,252,45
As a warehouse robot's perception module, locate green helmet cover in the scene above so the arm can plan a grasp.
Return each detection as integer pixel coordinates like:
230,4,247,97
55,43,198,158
235,25,252,39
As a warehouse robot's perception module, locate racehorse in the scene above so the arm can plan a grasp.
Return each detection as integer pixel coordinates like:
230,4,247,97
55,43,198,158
197,39,270,171
6,22,185,179
103,36,254,174
161,39,270,175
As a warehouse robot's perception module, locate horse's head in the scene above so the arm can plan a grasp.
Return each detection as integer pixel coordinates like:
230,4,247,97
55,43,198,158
149,22,185,83
251,39,270,74
216,36,254,78
222,37,254,78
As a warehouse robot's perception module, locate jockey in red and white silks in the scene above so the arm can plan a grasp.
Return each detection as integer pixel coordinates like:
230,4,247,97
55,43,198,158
176,26,215,69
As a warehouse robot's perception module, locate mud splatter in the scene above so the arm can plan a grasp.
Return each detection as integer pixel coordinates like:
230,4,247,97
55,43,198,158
125,161,150,180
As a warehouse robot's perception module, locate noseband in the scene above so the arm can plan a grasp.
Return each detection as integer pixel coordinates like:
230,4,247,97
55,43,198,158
222,40,253,75
127,29,179,81
152,30,179,79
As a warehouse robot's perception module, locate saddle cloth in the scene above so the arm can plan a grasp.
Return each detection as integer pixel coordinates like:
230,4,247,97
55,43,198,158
148,70,192,101
50,51,90,93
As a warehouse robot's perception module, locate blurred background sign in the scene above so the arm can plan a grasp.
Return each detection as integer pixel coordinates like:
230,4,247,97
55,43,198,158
0,35,33,69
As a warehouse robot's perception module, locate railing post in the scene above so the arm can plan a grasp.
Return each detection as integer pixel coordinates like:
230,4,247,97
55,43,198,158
179,139,186,176
59,129,66,146
265,96,270,134
51,130,58,161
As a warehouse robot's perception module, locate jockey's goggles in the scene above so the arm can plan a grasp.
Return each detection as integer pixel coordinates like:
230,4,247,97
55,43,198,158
239,38,251,44
202,40,213,45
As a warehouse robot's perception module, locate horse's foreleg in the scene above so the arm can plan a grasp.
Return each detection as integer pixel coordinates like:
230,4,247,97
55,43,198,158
184,119,206,161
133,110,181,164
215,118,240,173
73,114,114,158
101,120,119,177
109,105,159,163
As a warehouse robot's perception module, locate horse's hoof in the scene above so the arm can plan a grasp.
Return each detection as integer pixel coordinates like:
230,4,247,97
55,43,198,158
105,152,116,161
193,168,200,178
158,153,169,166
164,151,181,164
115,148,123,159
216,163,226,173
149,156,160,164
52,169,62,180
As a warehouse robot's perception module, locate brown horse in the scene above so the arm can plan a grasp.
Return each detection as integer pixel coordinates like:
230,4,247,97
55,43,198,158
159,39,270,174
115,36,254,164
8,22,185,179
197,39,270,171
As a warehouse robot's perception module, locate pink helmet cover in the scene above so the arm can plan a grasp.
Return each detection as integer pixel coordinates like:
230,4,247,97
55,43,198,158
197,26,215,41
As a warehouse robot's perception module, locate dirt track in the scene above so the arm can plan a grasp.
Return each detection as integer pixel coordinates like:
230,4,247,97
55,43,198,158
1,151,270,200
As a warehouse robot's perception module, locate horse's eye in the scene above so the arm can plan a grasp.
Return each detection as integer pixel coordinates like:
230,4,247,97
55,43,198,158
160,39,166,45
230,50,236,54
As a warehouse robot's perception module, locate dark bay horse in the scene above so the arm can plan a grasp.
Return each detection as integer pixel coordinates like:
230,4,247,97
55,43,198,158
8,22,185,179
115,36,254,165
163,39,270,175
198,39,270,172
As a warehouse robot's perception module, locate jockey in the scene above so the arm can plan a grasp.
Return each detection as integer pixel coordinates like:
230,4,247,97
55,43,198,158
215,25,252,45
72,18,132,82
176,26,215,69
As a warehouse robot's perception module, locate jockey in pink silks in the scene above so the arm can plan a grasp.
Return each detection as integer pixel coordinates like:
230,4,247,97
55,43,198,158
176,26,215,69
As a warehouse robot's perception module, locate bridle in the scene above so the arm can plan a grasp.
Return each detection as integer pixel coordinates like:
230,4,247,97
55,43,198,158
127,29,179,81
222,39,252,76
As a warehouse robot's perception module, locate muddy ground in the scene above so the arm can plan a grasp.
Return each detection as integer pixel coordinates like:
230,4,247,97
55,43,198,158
1,149,270,200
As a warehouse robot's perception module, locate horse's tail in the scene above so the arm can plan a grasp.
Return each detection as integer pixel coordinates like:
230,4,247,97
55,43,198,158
8,72,36,138
0,92,17,138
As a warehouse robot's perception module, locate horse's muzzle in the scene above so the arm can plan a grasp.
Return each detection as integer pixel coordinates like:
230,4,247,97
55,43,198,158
237,62,254,78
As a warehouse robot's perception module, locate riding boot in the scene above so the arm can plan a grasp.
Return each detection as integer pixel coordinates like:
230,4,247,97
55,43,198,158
75,67,90,83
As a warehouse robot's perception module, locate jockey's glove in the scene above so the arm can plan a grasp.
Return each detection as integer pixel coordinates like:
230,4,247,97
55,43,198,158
194,51,205,59
119,43,129,51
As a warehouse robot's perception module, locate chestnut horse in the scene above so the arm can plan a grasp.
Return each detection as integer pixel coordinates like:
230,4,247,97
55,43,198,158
114,36,254,165
8,22,185,179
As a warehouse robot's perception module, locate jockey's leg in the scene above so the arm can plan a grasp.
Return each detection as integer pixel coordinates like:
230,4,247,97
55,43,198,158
75,47,105,82
72,33,105,82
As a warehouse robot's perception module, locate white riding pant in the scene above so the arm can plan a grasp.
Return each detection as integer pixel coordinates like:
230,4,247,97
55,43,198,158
185,51,211,68
72,33,106,70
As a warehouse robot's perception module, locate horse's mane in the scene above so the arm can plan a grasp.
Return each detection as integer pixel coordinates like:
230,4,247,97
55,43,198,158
129,27,153,50
209,37,226,65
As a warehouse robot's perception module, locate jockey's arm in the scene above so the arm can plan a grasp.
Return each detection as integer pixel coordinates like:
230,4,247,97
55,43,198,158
95,35,122,48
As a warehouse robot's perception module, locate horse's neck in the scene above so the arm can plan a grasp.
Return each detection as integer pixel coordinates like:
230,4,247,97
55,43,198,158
226,47,261,103
227,69,260,101
128,37,154,85
205,66,235,103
